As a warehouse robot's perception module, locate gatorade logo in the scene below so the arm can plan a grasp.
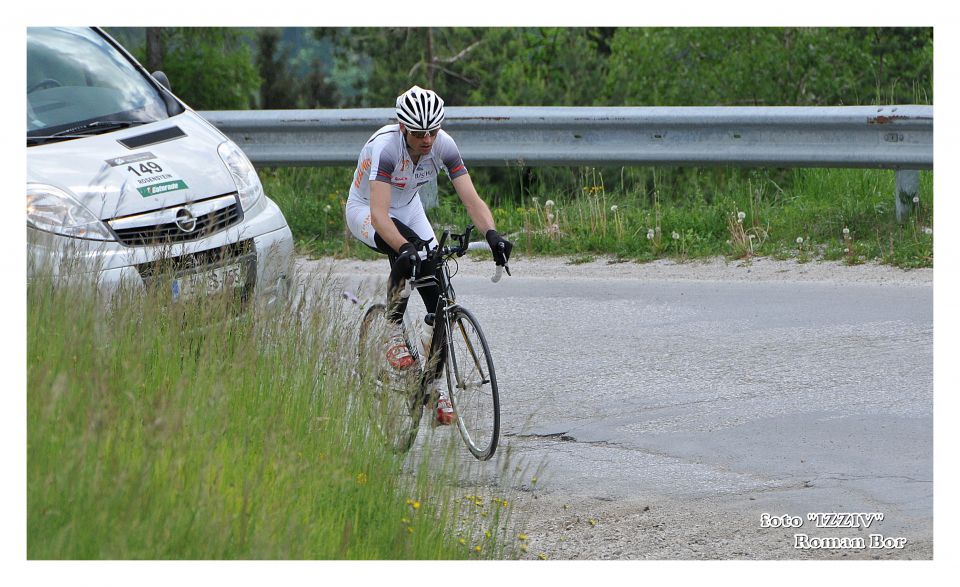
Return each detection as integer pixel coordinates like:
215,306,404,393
138,180,188,197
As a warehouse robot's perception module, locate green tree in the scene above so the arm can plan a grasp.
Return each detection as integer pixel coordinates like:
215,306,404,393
605,28,932,107
256,29,299,108
123,28,261,110
317,27,614,107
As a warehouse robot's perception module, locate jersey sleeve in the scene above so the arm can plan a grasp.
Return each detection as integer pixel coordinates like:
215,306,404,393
367,140,397,185
436,132,469,180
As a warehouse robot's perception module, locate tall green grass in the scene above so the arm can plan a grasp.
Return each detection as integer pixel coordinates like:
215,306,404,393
263,166,933,268
27,261,519,559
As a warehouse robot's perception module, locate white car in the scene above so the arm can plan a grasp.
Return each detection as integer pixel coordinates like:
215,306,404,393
27,27,294,308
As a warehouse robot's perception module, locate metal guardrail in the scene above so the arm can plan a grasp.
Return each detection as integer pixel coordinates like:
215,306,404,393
199,105,932,220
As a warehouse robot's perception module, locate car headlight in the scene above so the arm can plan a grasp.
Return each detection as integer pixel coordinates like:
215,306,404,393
26,183,115,241
218,140,263,212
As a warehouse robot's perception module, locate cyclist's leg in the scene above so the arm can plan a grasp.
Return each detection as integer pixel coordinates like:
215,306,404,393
393,202,450,380
347,200,444,368
347,201,426,321
372,201,441,323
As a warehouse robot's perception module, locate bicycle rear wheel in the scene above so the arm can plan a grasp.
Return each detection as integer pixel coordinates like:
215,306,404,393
357,304,423,453
444,306,500,460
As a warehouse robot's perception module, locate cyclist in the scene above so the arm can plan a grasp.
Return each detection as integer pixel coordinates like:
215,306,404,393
345,85,513,425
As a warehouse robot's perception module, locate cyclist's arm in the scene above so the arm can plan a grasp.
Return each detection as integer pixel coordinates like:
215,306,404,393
370,181,408,253
451,173,496,234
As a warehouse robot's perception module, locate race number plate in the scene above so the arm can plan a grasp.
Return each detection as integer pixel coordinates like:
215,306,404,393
171,262,245,301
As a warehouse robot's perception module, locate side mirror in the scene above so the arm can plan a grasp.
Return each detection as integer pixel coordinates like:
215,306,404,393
151,70,172,92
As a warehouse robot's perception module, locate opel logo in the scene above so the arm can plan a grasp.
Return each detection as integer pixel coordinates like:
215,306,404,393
174,208,197,233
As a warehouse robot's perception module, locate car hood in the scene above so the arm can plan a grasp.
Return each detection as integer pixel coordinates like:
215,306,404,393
27,111,238,220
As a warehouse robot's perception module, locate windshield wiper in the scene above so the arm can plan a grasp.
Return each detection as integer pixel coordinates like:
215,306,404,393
27,120,148,146
51,120,148,137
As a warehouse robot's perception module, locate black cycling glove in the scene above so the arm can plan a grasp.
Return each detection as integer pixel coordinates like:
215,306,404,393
394,242,421,279
485,229,513,266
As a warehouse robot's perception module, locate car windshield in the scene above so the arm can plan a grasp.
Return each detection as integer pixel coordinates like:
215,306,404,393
27,27,171,139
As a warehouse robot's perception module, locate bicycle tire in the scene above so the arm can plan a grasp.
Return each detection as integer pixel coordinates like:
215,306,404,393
444,306,500,460
357,303,423,453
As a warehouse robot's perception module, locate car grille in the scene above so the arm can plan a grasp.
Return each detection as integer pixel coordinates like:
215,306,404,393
136,239,255,280
107,193,242,247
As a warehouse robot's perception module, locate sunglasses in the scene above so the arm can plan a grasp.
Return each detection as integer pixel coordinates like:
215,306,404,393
407,128,440,138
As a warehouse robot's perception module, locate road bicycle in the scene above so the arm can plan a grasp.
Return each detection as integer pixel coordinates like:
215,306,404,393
357,225,506,460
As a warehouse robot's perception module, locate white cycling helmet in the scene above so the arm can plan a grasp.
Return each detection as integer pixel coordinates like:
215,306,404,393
395,85,445,132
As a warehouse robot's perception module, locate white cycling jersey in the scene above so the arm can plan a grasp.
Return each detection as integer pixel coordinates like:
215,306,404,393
346,124,468,249
347,124,468,208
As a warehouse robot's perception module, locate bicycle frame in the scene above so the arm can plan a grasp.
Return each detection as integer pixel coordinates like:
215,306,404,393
400,226,484,394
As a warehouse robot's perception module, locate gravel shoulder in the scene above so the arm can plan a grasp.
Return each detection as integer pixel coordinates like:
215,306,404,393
297,253,932,287
505,490,933,561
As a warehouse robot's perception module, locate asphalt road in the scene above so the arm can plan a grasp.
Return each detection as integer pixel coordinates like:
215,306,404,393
322,258,933,559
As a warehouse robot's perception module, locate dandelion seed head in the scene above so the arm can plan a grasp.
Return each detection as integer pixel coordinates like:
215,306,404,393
737,211,746,221
924,227,933,235
547,213,554,221
610,205,618,212
796,237,804,245
842,227,850,235
913,196,920,204
844,248,850,253
324,204,332,212
545,199,555,208
647,229,655,240
532,197,539,204
672,231,680,240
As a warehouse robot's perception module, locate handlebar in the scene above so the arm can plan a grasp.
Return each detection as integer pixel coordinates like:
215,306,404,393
399,225,508,297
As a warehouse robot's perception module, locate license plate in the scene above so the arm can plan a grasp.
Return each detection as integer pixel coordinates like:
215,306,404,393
171,262,245,301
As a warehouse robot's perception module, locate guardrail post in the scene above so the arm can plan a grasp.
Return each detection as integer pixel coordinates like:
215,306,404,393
895,169,920,223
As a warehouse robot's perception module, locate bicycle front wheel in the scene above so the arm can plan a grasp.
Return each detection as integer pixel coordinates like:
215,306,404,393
358,304,423,453
444,306,500,460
